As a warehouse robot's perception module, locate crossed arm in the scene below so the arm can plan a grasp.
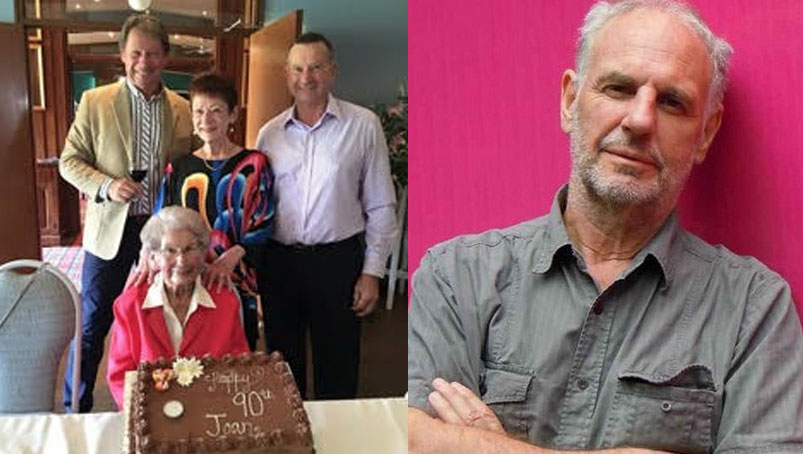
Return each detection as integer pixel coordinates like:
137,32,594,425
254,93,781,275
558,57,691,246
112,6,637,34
409,378,672,454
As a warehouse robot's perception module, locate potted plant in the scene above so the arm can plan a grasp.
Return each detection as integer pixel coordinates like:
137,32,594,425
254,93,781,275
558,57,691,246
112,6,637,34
374,84,407,190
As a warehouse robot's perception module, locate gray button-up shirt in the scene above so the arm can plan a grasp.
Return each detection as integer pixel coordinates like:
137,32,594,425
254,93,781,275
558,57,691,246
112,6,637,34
408,186,803,454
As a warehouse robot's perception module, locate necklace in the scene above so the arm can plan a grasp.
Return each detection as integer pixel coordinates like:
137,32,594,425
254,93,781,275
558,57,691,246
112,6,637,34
201,156,228,172
198,143,239,172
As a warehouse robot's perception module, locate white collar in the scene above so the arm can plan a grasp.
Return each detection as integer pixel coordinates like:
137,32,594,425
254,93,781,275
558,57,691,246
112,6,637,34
126,78,165,102
284,92,340,129
141,274,216,310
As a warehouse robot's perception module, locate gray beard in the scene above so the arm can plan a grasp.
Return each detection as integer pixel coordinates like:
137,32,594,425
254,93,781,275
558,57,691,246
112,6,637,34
567,113,693,208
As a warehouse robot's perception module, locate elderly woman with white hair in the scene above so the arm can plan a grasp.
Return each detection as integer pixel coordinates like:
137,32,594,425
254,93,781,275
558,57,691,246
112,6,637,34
106,206,249,409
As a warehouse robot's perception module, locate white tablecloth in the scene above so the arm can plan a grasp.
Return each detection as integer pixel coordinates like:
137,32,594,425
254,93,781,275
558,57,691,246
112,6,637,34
0,397,407,454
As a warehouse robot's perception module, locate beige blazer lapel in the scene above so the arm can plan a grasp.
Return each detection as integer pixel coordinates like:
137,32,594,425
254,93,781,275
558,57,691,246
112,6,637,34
112,82,133,169
160,93,177,170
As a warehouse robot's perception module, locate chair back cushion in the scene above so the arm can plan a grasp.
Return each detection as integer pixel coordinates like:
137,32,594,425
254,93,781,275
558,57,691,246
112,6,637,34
0,268,75,412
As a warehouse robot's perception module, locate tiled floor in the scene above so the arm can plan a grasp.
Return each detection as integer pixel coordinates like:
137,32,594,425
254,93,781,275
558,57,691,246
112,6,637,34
41,246,84,291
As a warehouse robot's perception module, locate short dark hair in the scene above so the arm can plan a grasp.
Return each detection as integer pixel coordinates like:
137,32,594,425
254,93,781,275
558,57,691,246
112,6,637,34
119,14,170,54
294,32,335,61
188,72,238,111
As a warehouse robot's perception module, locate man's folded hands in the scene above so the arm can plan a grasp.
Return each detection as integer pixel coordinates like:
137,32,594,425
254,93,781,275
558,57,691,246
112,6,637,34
428,377,505,434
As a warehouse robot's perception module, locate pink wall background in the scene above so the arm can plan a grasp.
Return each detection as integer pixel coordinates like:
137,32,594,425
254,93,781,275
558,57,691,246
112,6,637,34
409,0,803,317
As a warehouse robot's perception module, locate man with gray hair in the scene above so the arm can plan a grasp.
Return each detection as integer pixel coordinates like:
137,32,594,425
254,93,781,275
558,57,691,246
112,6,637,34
408,1,803,452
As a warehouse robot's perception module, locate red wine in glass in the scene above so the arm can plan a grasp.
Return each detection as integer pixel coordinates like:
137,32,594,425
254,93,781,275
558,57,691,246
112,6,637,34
130,169,147,183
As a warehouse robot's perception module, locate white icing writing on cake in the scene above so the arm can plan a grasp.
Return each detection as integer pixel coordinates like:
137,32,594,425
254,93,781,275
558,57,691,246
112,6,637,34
204,413,264,438
233,389,273,416
203,367,268,394
203,389,274,438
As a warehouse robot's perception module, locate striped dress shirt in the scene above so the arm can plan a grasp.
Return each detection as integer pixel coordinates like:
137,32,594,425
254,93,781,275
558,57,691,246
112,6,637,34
127,79,164,216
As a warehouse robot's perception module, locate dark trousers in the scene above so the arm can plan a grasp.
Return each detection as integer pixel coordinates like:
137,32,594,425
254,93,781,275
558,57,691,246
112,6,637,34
240,292,259,351
259,235,363,399
63,217,143,412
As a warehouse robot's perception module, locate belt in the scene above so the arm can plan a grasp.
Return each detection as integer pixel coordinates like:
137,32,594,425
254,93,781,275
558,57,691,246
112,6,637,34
271,233,361,254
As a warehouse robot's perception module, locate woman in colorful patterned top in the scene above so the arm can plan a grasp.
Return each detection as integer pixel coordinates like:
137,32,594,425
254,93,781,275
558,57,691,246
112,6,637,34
155,72,274,350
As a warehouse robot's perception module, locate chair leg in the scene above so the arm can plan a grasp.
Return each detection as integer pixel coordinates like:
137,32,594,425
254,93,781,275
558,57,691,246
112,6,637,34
386,187,407,310
386,268,398,310
386,227,401,310
398,223,409,294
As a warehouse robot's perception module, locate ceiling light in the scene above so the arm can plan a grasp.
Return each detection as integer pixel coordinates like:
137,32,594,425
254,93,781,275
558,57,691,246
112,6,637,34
128,0,151,11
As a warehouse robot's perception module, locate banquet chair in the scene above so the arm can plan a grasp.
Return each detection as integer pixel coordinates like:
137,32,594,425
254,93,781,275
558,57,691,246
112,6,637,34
386,186,408,310
0,259,81,413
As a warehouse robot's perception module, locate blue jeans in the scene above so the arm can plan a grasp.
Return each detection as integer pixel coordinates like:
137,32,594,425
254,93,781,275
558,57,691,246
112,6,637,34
62,218,142,412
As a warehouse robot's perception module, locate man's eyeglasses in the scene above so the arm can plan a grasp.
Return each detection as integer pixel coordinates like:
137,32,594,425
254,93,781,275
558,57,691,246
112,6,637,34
288,62,332,75
159,243,204,260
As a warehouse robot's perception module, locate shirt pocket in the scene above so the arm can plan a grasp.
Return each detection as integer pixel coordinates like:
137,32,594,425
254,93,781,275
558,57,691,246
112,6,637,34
603,369,716,454
480,368,533,438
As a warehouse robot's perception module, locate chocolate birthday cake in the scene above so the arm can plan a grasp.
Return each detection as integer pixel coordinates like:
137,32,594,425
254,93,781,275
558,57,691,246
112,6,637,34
122,351,314,453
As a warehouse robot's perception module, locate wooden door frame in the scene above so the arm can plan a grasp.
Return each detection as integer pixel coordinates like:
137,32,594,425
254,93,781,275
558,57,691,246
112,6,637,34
0,22,40,261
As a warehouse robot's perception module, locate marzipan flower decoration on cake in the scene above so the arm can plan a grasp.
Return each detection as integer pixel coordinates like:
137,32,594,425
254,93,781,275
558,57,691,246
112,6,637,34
152,368,176,391
172,357,204,387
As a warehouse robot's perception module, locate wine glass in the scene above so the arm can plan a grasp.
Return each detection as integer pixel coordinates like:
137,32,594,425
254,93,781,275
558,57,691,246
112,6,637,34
129,168,147,183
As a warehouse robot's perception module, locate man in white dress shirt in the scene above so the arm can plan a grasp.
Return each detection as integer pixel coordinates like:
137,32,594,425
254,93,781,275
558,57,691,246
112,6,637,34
255,32,397,399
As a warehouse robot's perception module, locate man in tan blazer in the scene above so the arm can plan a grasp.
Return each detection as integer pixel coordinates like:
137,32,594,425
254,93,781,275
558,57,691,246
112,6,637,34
58,14,191,412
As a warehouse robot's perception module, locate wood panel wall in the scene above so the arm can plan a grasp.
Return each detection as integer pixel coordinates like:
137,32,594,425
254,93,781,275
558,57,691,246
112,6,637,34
0,23,40,262
216,33,247,147
33,27,79,246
